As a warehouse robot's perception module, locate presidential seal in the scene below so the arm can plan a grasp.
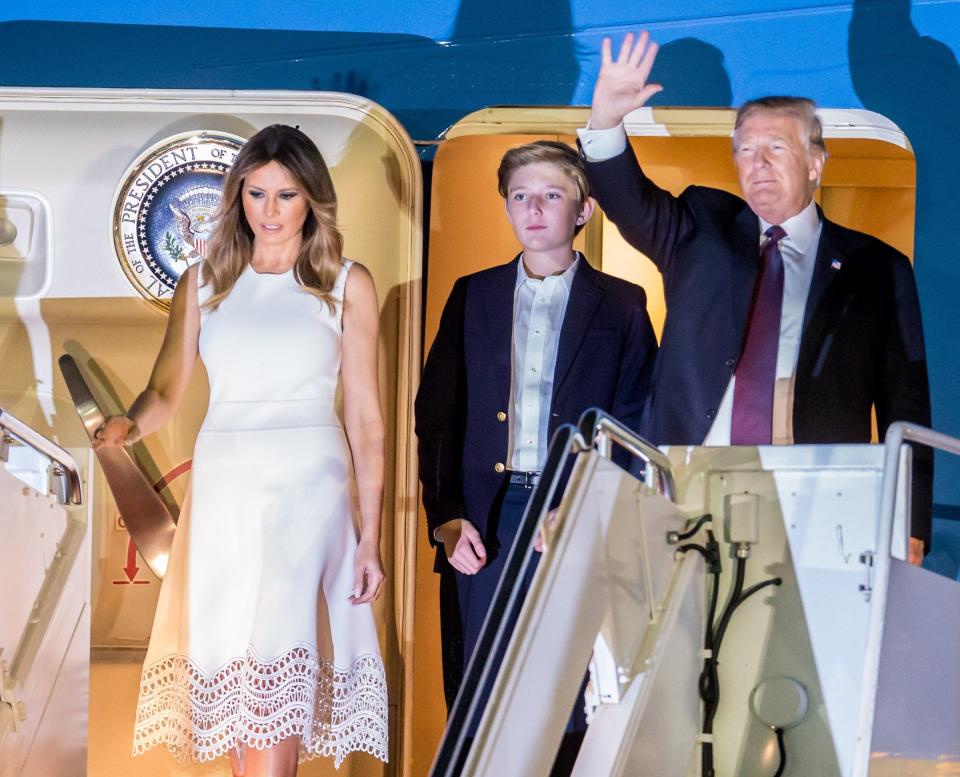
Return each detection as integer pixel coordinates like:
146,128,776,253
112,131,245,310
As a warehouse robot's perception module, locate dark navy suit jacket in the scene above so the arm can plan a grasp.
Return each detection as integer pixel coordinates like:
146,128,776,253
415,255,658,559
585,145,933,547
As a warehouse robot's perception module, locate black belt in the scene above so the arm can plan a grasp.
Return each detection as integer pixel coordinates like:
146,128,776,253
507,470,541,488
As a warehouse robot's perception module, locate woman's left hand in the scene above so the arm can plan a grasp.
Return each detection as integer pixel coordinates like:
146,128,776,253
350,537,385,605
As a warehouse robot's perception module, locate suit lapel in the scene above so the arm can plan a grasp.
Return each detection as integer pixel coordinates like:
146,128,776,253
552,258,604,402
480,255,521,406
801,215,845,337
729,205,762,347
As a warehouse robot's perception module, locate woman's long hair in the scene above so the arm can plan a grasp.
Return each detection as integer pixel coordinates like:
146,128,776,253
201,124,344,311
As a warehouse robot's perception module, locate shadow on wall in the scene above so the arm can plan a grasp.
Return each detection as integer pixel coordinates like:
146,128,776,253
848,0,960,576
0,0,579,141
647,37,733,107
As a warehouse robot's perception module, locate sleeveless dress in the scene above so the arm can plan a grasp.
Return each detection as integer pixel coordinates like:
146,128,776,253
132,260,388,767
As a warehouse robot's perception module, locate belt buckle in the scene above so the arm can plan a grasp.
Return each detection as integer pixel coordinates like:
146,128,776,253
509,470,541,488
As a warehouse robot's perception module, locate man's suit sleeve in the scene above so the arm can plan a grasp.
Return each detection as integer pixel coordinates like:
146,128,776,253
609,284,658,437
584,142,694,277
876,253,933,550
415,277,469,543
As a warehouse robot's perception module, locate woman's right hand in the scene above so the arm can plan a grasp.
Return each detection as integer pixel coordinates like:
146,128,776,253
92,415,140,450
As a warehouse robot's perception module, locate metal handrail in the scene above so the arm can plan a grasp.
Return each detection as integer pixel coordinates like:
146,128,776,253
432,411,676,776
58,354,178,578
578,407,676,503
855,421,960,772
0,407,82,505
0,407,87,745
878,422,960,561
431,423,589,777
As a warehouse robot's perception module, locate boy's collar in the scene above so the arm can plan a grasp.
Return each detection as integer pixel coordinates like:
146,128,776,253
517,250,581,284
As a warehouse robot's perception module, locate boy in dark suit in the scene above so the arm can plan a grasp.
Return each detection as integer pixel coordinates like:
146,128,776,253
415,140,657,771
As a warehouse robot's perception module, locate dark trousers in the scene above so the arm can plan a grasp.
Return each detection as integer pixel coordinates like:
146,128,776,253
438,481,586,775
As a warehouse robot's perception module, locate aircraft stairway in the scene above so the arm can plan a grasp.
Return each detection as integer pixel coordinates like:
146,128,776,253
0,407,88,777
431,411,960,777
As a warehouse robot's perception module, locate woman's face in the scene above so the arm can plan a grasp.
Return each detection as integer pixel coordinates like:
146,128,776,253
241,160,310,249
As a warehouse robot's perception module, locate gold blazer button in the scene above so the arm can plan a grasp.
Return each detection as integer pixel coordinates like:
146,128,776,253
494,462,506,473
497,411,507,422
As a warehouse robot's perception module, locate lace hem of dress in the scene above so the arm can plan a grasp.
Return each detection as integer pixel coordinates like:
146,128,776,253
132,644,388,767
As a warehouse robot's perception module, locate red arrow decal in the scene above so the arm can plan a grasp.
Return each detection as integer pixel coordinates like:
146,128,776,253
123,538,140,582
113,459,191,584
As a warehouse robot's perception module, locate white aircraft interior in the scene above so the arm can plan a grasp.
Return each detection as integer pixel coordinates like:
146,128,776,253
2,91,958,777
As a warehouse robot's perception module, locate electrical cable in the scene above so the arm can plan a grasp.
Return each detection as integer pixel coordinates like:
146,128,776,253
699,552,783,777
672,513,713,543
711,556,746,660
724,576,784,624
772,727,786,777
696,530,723,777
676,542,708,560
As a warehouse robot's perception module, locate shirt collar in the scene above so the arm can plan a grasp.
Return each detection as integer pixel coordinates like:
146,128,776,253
759,198,820,255
516,252,581,290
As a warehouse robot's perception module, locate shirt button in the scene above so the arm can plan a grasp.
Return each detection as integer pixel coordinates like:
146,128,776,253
530,367,537,374
725,357,736,368
706,408,717,420
497,411,507,422
494,462,505,473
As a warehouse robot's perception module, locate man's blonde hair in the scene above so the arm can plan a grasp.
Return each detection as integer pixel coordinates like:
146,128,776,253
734,96,828,156
497,141,590,233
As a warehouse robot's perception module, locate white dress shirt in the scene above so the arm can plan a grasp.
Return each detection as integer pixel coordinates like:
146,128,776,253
577,122,822,444
576,121,629,162
508,254,579,471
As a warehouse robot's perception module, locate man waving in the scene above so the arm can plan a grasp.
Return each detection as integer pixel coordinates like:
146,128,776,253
579,32,932,560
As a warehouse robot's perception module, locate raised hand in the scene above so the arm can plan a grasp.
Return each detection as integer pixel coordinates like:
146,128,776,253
591,31,663,130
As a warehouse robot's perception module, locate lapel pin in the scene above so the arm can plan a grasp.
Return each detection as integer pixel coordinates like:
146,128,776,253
831,259,842,271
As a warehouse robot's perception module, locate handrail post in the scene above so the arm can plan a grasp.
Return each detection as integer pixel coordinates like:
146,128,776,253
855,421,960,773
0,407,83,506
578,407,676,503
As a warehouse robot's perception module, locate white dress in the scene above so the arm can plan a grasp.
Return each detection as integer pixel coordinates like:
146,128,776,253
132,260,388,767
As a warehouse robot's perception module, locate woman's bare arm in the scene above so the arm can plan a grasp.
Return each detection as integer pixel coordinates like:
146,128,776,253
340,262,386,604
94,264,201,447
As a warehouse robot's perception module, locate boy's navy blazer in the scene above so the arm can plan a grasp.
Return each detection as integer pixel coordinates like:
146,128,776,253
415,255,657,556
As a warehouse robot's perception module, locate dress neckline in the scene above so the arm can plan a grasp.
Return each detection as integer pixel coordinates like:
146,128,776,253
247,263,294,277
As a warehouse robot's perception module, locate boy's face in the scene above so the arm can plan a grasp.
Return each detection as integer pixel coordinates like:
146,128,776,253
503,162,591,254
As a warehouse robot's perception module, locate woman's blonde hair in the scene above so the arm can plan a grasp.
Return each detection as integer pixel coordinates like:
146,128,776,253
201,124,343,311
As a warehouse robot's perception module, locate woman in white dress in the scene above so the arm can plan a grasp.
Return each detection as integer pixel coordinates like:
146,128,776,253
95,125,389,776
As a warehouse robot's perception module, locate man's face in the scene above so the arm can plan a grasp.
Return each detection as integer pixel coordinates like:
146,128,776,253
503,162,592,254
734,111,825,225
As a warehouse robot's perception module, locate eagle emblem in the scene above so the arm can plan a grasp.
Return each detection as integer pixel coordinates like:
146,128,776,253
112,130,245,311
168,186,222,262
